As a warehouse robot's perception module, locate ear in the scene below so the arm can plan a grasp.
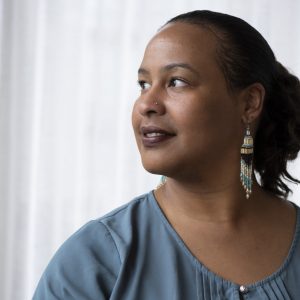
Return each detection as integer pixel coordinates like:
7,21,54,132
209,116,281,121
240,83,265,124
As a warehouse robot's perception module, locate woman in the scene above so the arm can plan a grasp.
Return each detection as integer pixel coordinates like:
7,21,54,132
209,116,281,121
33,10,300,299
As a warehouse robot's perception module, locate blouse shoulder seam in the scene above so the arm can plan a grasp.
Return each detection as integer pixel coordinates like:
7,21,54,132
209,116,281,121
98,220,122,265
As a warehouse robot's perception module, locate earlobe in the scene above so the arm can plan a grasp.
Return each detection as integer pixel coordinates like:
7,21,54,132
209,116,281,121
242,83,265,123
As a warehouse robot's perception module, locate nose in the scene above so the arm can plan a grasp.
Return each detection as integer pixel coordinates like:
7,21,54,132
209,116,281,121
136,92,166,117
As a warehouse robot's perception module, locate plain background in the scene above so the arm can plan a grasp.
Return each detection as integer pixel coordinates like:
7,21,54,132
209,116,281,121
0,0,300,299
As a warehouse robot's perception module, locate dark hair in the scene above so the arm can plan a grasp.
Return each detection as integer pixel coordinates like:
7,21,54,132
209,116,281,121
167,10,300,199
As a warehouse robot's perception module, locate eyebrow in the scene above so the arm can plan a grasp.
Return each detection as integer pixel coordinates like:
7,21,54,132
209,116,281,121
138,63,200,76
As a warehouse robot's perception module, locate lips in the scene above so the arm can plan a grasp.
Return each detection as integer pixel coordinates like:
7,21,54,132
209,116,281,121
140,126,175,147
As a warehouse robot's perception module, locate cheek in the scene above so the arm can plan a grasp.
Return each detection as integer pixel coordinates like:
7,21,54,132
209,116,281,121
179,97,237,146
131,101,140,131
175,98,213,131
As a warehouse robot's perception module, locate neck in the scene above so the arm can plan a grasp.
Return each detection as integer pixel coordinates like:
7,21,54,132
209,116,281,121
155,175,266,224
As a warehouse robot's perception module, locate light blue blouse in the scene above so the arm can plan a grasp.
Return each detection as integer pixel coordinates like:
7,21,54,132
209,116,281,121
33,191,300,299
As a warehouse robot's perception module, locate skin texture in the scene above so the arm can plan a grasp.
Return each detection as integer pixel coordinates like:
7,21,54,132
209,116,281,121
132,22,296,285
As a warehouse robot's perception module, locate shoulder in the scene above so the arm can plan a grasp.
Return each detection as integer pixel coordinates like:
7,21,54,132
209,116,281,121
279,202,300,297
289,201,300,261
33,191,154,299
99,191,152,223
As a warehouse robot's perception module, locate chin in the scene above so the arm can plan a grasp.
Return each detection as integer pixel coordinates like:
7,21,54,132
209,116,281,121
140,157,165,174
142,163,163,175
141,158,180,178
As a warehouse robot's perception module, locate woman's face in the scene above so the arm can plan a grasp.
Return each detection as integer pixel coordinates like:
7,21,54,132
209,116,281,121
132,22,245,180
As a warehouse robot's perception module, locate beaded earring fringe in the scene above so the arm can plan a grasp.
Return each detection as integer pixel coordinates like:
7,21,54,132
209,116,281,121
240,124,254,199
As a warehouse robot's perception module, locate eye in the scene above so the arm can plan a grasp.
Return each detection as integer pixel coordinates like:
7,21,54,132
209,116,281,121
137,80,151,91
169,78,188,88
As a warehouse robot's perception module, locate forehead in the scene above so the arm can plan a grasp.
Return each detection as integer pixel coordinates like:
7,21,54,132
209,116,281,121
141,22,219,69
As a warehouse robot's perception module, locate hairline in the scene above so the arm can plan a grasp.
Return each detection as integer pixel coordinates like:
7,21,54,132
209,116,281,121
164,20,245,94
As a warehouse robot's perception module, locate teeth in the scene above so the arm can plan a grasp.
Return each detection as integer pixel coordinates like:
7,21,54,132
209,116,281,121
146,132,165,137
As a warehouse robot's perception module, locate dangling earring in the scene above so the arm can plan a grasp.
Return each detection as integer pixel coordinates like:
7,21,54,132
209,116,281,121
155,175,167,190
240,124,254,199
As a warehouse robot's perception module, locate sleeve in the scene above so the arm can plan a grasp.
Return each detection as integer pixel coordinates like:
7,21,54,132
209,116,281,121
32,220,121,300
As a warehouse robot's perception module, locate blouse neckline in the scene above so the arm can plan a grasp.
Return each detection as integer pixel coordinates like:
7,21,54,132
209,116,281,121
149,190,300,290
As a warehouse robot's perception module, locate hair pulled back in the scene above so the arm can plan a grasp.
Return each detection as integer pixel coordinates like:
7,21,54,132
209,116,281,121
167,10,300,199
